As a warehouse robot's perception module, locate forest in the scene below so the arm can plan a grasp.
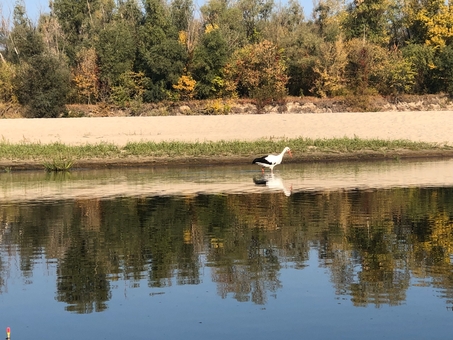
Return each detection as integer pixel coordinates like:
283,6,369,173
1,0,453,117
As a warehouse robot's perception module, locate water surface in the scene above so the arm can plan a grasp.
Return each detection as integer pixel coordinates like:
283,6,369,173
1,159,453,339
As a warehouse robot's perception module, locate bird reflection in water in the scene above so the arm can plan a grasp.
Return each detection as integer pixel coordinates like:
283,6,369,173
253,173,292,196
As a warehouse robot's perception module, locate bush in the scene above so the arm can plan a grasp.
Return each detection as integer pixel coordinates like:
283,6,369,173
14,54,70,118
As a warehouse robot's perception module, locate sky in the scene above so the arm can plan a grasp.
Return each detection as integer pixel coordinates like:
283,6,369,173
3,0,315,23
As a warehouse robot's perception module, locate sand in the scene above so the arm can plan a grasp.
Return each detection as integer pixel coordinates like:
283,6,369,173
1,111,453,146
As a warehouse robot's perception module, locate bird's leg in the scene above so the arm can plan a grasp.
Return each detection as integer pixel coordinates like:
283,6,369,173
261,168,265,174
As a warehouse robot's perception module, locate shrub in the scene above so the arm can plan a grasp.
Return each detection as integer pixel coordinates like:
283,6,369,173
14,54,70,118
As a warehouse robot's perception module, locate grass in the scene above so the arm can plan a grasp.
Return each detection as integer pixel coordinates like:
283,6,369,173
42,155,74,172
0,137,451,169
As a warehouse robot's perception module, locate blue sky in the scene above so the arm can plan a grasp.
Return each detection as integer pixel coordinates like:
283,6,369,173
3,0,314,23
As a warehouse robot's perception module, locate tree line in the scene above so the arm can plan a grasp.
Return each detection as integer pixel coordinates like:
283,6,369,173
1,0,453,117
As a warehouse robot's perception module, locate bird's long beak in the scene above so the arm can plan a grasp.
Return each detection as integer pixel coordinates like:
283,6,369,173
289,150,293,158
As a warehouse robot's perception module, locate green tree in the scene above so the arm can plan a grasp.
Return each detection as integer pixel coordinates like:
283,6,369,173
171,0,194,32
111,71,149,106
51,0,94,61
238,0,274,43
192,25,230,99
200,0,248,52
434,46,453,96
137,0,188,102
51,0,115,63
376,47,416,96
402,43,436,93
96,20,136,89
261,0,318,97
342,0,391,45
6,2,44,64
14,53,70,117
5,2,70,117
280,24,322,96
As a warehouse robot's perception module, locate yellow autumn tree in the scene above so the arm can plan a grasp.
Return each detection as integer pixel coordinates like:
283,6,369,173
414,0,453,48
223,40,288,107
173,73,196,100
311,37,348,98
0,57,17,103
72,48,100,104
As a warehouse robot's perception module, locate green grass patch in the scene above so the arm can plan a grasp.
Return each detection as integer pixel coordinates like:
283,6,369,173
0,137,450,166
43,156,74,172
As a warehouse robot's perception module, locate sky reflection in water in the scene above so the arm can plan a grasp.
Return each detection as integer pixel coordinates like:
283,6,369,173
1,159,453,339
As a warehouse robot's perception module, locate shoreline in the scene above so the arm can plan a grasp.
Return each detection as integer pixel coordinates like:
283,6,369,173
2,146,453,172
1,112,453,170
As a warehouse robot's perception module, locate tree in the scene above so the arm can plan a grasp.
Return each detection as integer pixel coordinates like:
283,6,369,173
72,47,100,103
96,20,136,89
342,0,391,45
51,0,115,63
111,71,149,106
311,38,348,97
434,46,453,96
375,47,416,96
261,0,305,45
313,0,344,42
6,2,44,64
171,0,194,32
415,2,453,48
223,40,288,107
5,2,70,117
200,0,248,52
0,59,16,103
345,39,387,95
173,73,196,99
238,0,274,43
136,0,188,102
14,53,70,117
37,13,65,58
192,24,230,99
402,43,436,93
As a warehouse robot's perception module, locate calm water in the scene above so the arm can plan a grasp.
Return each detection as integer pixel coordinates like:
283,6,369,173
1,159,453,339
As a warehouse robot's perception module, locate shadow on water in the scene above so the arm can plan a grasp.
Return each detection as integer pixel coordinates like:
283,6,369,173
1,159,453,339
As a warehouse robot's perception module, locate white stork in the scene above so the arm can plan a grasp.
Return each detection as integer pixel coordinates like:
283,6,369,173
252,147,292,174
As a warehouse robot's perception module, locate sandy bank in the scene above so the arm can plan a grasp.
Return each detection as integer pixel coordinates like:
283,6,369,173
1,111,452,146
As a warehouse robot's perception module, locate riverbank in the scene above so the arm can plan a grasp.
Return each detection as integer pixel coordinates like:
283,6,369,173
1,111,453,170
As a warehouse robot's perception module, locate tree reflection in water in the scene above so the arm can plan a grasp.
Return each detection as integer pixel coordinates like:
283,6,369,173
1,187,453,313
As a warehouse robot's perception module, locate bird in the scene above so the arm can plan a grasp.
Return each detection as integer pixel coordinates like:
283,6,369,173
253,174,292,196
252,147,292,174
